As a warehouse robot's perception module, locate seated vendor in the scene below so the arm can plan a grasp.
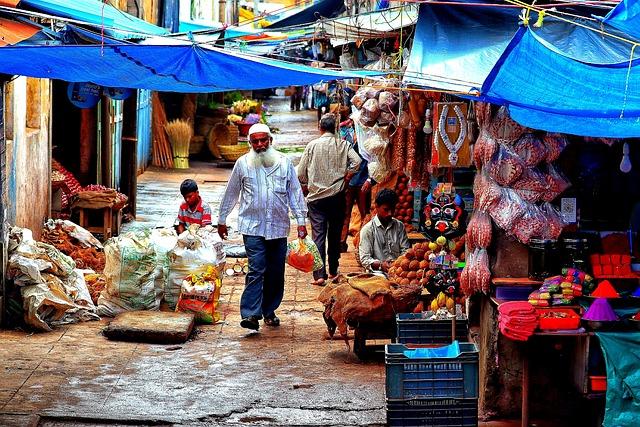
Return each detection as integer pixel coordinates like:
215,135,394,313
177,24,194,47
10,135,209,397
358,189,411,274
175,179,212,234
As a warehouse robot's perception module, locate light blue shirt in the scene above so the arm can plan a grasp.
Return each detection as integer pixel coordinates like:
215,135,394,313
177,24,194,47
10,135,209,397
218,153,307,240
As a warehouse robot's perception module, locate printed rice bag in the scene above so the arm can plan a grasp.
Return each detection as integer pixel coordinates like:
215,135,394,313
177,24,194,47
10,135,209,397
176,266,222,324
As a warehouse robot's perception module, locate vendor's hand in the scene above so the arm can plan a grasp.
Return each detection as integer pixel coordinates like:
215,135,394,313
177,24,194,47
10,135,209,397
217,224,228,240
301,184,309,197
381,260,391,273
297,225,308,239
361,180,372,194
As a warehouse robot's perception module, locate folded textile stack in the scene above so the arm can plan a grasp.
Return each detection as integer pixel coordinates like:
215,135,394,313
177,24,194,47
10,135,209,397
498,301,539,341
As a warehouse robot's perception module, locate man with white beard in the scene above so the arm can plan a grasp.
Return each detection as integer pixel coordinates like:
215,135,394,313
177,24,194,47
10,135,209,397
217,123,308,331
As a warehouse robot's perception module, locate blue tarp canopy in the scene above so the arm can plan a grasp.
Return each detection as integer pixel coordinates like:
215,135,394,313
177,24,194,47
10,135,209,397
265,0,344,29
0,43,374,92
20,0,168,38
403,3,520,93
482,20,640,137
602,0,640,40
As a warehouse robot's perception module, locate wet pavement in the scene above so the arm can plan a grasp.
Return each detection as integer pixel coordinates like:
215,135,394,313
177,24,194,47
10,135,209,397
0,96,386,426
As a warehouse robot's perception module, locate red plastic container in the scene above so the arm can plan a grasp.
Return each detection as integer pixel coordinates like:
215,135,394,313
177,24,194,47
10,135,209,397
590,375,607,392
537,308,581,330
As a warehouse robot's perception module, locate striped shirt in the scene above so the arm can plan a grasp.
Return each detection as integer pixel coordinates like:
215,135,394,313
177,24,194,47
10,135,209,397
177,198,212,227
218,152,307,240
297,132,362,202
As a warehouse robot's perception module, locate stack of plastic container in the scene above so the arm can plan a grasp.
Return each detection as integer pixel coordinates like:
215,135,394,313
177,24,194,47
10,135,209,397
385,340,479,426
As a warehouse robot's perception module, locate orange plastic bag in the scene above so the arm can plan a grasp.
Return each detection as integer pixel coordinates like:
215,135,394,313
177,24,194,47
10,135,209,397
286,237,323,273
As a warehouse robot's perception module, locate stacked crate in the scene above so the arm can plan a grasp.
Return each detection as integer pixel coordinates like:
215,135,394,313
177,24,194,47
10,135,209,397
385,343,479,426
385,313,478,426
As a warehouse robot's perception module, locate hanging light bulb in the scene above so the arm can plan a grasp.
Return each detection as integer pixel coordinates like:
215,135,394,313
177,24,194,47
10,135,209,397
423,108,432,134
620,142,632,173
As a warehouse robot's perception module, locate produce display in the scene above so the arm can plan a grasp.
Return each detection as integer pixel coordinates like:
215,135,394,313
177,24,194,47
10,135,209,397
387,237,465,295
394,174,415,231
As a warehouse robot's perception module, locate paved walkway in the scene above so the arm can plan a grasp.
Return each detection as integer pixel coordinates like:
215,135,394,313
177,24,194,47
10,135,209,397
0,97,384,426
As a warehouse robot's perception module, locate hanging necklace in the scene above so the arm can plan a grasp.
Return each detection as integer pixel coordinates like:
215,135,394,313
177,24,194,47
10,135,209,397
438,104,467,165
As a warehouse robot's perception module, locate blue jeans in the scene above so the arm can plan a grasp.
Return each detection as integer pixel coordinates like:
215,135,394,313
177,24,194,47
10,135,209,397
241,235,287,319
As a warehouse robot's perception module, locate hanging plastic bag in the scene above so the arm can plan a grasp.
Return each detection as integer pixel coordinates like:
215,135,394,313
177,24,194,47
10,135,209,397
286,236,323,273
467,210,492,250
487,106,527,145
512,168,549,203
488,144,525,187
512,204,547,244
542,163,571,202
541,202,567,239
513,133,547,167
543,133,569,162
473,171,502,212
489,188,527,231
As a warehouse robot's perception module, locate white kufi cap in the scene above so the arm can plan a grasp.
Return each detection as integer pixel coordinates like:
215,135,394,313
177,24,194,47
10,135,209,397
247,123,272,137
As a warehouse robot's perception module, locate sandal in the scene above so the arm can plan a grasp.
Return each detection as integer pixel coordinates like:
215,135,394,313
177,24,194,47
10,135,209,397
264,315,280,327
311,278,326,286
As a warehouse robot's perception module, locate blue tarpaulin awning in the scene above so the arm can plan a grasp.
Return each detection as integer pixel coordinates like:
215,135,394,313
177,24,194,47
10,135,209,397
20,0,168,38
403,3,520,93
0,43,375,92
481,22,640,137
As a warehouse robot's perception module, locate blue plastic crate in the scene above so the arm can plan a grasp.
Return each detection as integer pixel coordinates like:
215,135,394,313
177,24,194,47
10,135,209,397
386,397,478,427
396,313,469,344
385,343,479,400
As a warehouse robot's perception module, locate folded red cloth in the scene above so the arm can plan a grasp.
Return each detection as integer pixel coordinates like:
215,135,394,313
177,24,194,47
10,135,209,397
498,301,536,316
500,325,532,341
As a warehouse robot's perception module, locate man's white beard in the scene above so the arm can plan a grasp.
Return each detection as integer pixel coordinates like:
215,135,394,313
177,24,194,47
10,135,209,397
247,146,279,168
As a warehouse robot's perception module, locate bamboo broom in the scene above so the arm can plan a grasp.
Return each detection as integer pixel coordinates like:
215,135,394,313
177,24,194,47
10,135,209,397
165,119,193,169
151,93,174,169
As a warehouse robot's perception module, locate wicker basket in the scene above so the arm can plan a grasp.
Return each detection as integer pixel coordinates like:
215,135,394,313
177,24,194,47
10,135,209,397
218,144,250,162
190,135,205,155
226,124,239,145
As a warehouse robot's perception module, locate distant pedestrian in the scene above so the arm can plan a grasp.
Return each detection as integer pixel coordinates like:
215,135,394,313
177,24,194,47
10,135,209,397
339,119,372,252
290,86,303,111
175,179,212,235
297,113,362,286
217,123,308,331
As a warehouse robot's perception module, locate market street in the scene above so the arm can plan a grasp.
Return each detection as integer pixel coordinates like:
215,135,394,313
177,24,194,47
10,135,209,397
0,99,388,426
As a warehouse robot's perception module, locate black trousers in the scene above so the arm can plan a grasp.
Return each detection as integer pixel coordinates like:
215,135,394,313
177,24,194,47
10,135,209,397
308,192,346,280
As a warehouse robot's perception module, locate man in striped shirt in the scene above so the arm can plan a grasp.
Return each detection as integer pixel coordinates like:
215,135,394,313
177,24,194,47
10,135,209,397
217,123,308,331
175,179,212,235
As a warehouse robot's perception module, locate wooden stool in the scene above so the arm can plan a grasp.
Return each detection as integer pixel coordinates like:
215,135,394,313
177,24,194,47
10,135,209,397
77,206,115,240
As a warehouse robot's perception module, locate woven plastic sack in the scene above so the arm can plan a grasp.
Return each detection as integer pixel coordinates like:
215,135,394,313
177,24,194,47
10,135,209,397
286,237,323,273
98,229,161,317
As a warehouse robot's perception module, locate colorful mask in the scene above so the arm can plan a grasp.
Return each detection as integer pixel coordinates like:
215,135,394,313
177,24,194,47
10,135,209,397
422,183,466,240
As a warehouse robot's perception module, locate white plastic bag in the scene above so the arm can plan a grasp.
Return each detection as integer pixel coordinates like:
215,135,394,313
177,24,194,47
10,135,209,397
166,226,224,309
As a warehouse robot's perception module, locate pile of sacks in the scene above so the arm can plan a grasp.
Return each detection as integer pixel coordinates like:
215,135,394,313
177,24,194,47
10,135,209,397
498,301,539,341
6,226,99,331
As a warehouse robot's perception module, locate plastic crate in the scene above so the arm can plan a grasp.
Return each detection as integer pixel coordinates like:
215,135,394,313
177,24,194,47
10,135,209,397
396,313,469,344
386,343,479,400
386,397,478,427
